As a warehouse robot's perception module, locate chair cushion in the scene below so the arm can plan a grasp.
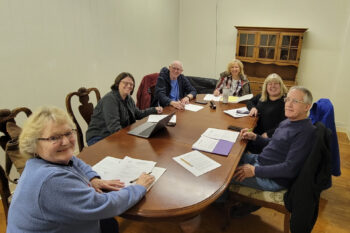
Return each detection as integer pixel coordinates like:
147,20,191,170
229,183,287,205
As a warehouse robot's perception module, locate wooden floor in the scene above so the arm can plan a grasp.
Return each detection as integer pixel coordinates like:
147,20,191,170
1,132,349,233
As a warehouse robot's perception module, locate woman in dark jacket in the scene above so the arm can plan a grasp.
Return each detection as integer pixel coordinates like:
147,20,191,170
247,73,288,139
86,72,163,146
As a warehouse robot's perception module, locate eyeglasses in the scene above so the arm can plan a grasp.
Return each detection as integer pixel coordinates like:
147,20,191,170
37,129,77,145
121,81,134,87
284,97,305,104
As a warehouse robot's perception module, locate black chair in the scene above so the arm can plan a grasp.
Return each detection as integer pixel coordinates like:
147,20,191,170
186,76,217,94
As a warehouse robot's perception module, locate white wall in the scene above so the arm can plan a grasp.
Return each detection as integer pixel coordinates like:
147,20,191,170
0,0,179,173
0,0,179,110
179,0,350,133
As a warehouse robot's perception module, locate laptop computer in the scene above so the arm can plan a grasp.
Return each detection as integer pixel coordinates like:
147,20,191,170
128,112,175,138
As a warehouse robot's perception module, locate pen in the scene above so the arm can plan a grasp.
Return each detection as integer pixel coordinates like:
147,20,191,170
129,172,152,183
181,158,193,167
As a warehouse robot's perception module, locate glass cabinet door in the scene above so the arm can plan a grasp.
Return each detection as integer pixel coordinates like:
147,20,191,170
237,32,256,59
257,33,278,60
278,33,303,62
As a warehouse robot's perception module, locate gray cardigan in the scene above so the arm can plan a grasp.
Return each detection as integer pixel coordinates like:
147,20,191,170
86,89,157,142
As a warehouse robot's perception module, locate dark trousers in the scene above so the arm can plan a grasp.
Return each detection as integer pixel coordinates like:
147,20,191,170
100,218,119,233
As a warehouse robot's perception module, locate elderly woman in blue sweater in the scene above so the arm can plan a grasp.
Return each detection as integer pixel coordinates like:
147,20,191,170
7,106,154,233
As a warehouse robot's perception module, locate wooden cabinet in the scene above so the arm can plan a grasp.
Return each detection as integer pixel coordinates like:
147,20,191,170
235,26,307,95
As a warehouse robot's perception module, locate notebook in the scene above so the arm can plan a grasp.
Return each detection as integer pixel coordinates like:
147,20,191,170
128,112,175,138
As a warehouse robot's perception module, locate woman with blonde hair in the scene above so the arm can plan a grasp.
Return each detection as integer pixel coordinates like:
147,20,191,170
213,59,251,97
7,106,154,233
247,73,288,138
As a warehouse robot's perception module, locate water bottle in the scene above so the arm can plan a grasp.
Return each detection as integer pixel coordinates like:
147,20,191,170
222,88,229,104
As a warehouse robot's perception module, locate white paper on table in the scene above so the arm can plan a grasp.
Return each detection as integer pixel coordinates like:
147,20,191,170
203,94,221,102
192,135,218,152
92,156,122,180
173,151,221,177
147,167,166,191
116,156,156,184
184,104,204,112
201,128,239,143
92,156,165,190
147,114,176,124
223,106,249,118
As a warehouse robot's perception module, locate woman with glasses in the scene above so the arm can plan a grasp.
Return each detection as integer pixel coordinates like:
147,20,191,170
86,72,163,146
213,59,251,97
247,73,288,141
7,106,155,233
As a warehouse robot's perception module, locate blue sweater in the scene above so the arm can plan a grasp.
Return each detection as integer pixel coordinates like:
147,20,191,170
254,118,316,187
152,67,197,107
7,156,146,233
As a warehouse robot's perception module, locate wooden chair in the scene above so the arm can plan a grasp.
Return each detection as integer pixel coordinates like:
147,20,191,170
0,164,11,221
225,185,290,233
224,122,332,233
0,107,32,175
65,87,101,151
0,107,32,221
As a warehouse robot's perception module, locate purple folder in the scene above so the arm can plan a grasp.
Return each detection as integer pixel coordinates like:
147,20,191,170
193,139,233,156
212,140,233,156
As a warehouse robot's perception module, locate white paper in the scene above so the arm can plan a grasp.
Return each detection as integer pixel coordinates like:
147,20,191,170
147,167,166,190
173,151,221,177
147,114,176,123
92,156,165,190
201,128,239,143
184,104,204,112
116,156,156,184
224,106,250,118
192,135,218,152
92,156,122,180
235,94,253,103
203,94,221,102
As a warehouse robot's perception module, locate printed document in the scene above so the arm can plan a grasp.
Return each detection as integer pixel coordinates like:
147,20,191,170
224,107,250,118
92,156,165,190
173,151,221,176
202,128,239,142
185,104,204,112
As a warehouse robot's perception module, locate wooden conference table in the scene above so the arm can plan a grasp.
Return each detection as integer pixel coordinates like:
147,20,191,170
78,94,257,232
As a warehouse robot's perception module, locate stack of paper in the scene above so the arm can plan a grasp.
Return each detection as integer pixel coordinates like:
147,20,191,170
173,151,221,176
192,128,239,156
224,106,250,118
92,156,166,190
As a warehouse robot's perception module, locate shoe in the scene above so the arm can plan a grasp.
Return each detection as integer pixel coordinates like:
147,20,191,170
230,203,261,218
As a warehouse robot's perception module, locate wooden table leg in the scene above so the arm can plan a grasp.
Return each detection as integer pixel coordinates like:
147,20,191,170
178,215,201,233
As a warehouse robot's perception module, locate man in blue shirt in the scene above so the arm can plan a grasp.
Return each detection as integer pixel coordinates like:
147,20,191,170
152,61,197,110
234,86,316,191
